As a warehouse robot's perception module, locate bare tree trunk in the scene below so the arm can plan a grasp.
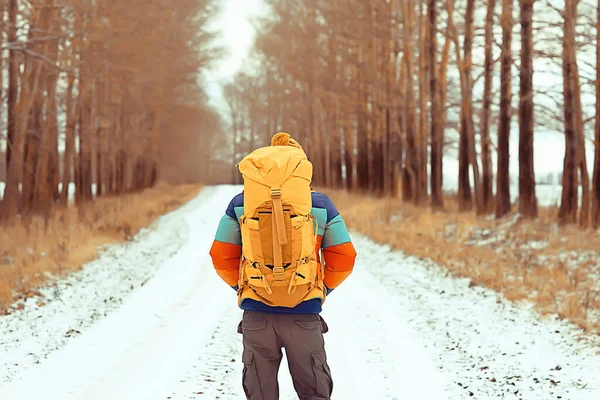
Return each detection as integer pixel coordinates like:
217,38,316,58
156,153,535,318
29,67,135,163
448,0,481,212
464,0,484,214
75,11,93,203
383,6,394,196
384,108,392,194
34,22,60,217
330,100,342,188
47,19,60,203
0,7,3,178
6,0,18,171
569,12,590,228
78,77,93,202
593,0,600,229
22,7,51,214
61,73,76,205
330,119,342,188
437,0,454,199
481,0,497,212
322,112,332,188
559,2,579,225
417,0,429,204
496,0,513,218
344,120,355,191
3,59,44,220
458,114,472,211
457,0,474,212
397,52,409,200
357,22,370,192
403,0,419,204
231,109,239,184
429,0,443,209
558,0,590,227
518,0,538,218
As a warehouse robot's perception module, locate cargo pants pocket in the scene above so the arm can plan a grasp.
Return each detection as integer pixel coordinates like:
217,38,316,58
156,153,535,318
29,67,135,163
311,348,333,398
242,349,263,400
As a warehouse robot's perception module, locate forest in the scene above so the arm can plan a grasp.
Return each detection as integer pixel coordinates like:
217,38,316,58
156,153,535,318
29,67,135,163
0,0,221,222
2,0,600,229
223,0,600,229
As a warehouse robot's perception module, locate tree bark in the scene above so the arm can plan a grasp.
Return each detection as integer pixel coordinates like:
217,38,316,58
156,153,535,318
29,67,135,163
568,1,590,228
457,0,474,212
34,19,60,217
6,0,18,171
437,0,454,200
429,0,443,209
344,116,356,191
47,13,60,204
464,0,484,214
518,0,538,218
61,72,76,205
0,7,3,183
3,58,44,220
403,0,419,204
559,1,579,225
356,19,370,191
21,5,53,215
417,0,429,204
593,0,600,229
481,0,497,212
496,0,513,218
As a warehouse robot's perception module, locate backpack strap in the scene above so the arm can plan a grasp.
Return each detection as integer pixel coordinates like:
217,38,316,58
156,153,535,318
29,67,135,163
270,187,288,275
237,217,247,295
271,212,284,276
269,188,288,245
236,259,246,296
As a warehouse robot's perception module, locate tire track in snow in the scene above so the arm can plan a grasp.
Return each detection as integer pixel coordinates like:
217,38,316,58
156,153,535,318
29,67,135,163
323,266,448,400
166,305,243,399
166,303,310,400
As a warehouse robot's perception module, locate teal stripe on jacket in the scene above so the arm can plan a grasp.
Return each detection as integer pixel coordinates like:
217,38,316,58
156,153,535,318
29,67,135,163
214,215,241,246
322,214,352,248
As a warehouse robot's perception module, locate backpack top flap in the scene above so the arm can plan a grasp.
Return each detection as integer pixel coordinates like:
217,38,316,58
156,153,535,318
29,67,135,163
238,146,313,217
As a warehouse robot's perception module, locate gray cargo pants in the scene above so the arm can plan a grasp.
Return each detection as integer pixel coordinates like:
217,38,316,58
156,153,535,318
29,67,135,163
237,310,333,400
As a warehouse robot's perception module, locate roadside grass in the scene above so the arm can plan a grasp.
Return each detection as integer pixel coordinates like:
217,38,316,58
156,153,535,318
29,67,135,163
0,183,202,312
328,189,600,335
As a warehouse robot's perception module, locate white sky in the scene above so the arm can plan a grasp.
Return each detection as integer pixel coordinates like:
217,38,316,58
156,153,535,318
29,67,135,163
205,0,267,113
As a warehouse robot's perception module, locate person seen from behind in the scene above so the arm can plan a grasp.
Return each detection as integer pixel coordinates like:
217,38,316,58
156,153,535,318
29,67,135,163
210,132,357,400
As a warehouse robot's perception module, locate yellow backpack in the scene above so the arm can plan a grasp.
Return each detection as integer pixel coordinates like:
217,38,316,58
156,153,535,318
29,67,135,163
236,137,325,308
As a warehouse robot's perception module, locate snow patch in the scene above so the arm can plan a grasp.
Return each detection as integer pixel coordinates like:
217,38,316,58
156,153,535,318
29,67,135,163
0,186,211,384
354,233,600,399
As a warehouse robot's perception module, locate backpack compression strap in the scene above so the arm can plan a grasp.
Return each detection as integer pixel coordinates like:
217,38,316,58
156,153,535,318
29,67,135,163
270,188,288,273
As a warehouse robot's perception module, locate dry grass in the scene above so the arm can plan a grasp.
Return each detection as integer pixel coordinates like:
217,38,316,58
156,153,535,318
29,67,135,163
327,189,600,335
0,183,202,312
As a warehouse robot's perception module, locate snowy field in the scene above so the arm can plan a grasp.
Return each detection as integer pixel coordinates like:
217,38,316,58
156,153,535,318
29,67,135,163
441,175,566,207
1,185,599,400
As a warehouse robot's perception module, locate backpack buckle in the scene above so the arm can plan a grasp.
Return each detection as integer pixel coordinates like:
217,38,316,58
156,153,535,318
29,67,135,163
269,188,282,198
272,266,285,276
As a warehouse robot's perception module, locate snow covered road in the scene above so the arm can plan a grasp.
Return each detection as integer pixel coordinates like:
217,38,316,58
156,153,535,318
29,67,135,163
2,185,600,399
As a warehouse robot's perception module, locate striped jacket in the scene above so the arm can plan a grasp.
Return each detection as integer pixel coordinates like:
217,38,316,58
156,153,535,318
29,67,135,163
209,191,357,314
